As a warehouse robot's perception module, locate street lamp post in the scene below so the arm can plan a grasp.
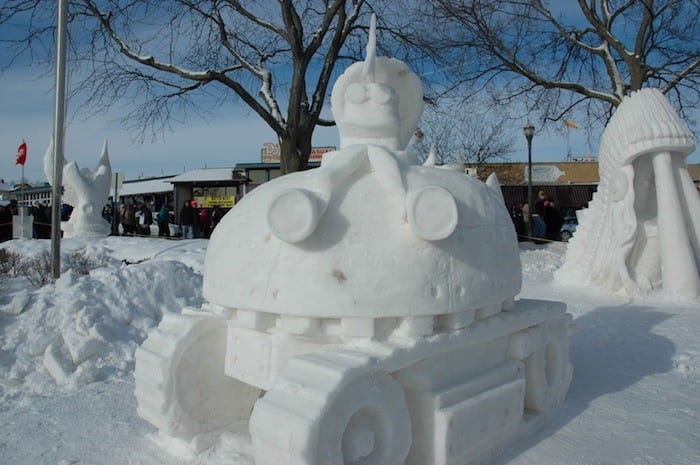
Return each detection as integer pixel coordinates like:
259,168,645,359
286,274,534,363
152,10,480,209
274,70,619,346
523,123,535,241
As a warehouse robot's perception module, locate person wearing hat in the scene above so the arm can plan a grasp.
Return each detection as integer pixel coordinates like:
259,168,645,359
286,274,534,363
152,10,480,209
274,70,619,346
531,190,547,240
179,200,195,239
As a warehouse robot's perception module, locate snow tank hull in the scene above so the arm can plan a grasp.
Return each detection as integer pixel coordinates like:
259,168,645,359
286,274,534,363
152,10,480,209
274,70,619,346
203,153,521,319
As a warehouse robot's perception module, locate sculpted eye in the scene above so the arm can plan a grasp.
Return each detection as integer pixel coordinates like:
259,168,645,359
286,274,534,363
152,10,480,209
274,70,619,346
345,83,368,104
369,84,392,104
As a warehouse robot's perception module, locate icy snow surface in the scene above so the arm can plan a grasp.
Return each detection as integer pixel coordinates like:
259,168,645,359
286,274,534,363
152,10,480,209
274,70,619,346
0,238,698,465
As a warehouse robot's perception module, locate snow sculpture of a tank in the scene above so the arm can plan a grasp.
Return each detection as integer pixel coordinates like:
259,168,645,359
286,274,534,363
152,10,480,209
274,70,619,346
556,89,700,299
43,139,112,238
135,17,572,465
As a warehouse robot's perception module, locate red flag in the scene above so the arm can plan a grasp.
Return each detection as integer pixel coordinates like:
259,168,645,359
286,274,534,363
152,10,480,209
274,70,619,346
16,141,27,166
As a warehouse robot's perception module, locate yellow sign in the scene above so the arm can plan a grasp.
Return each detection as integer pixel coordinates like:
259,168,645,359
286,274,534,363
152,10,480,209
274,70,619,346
194,196,236,208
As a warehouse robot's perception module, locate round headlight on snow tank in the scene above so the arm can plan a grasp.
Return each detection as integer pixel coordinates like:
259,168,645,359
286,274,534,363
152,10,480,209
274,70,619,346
267,188,321,243
406,186,458,241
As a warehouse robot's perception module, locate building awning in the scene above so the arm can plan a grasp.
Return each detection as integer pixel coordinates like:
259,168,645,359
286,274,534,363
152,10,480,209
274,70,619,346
169,168,235,183
501,184,598,209
119,177,175,196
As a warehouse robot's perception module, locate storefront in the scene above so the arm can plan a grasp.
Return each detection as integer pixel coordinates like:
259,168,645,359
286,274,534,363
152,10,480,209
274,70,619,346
169,168,249,222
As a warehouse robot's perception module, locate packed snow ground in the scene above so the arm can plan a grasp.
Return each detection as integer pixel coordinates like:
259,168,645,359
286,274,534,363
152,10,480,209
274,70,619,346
0,237,698,465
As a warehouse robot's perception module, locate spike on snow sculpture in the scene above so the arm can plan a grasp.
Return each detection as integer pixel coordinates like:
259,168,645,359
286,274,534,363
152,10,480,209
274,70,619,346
556,89,700,299
135,15,573,465
43,139,112,238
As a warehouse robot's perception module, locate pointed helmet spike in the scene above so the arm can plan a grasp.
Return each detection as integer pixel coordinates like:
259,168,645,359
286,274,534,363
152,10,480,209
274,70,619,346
362,14,377,82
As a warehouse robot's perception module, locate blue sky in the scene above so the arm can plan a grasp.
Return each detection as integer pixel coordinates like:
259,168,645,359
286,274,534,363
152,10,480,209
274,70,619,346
0,62,625,185
0,4,697,185
0,65,340,184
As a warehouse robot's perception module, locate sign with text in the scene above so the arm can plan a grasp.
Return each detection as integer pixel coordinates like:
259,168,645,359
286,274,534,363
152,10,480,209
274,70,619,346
261,143,335,163
193,195,236,208
523,165,565,183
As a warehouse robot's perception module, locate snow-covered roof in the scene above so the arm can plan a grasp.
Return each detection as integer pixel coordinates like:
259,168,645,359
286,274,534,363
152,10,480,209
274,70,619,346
168,168,234,183
119,177,174,196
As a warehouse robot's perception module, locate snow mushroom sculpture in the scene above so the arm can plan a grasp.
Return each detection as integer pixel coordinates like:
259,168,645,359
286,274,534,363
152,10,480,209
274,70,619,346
556,89,700,299
43,139,112,238
135,16,572,465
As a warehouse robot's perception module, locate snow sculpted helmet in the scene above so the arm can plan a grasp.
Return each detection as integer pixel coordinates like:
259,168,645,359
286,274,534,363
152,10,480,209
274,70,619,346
203,17,521,318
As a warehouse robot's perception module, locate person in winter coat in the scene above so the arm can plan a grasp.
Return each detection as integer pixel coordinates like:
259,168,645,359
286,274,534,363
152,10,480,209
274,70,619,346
544,200,564,242
0,202,12,242
156,206,170,237
139,204,153,236
121,203,137,236
531,191,547,240
199,208,212,238
30,201,50,239
210,205,223,234
179,200,195,239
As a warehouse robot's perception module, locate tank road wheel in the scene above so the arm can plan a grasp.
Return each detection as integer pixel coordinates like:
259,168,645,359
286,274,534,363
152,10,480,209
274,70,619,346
134,312,261,441
510,317,573,414
250,351,412,465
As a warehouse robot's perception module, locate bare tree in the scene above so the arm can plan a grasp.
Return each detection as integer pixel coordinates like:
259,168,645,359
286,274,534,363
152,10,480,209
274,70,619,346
407,0,700,130
0,1,373,174
415,100,514,166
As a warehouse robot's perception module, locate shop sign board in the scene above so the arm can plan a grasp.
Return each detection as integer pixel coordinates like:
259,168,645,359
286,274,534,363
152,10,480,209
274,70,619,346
193,195,236,208
261,143,335,163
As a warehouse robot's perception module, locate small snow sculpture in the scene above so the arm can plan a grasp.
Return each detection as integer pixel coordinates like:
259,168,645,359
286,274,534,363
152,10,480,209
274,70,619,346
135,15,572,465
557,89,699,299
44,139,112,238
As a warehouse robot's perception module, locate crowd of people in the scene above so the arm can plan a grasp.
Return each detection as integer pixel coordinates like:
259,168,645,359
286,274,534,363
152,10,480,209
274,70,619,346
178,200,225,239
0,200,15,242
510,190,565,242
30,201,52,239
1,197,230,241
108,199,226,239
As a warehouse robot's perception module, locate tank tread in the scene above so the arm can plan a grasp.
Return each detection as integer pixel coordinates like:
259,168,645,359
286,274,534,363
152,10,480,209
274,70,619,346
250,349,412,465
135,311,260,441
135,313,205,436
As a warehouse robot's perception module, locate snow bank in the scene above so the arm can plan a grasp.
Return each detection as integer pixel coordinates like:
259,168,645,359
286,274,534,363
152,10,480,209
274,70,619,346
0,238,203,405
1,239,699,465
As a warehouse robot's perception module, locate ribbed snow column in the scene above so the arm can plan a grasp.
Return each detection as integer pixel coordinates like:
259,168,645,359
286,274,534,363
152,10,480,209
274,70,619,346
652,152,700,298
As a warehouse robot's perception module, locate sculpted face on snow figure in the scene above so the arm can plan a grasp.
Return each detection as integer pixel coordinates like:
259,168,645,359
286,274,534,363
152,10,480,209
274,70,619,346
331,15,423,154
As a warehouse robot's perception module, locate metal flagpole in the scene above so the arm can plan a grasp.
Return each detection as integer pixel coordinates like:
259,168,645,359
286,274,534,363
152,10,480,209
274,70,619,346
51,0,68,279
20,162,25,238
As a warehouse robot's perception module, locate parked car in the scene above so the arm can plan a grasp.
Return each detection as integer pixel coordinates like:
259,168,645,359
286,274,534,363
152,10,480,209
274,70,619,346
560,216,578,242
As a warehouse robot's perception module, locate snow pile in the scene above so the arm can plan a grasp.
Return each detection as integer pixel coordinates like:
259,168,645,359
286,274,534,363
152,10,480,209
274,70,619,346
0,238,203,405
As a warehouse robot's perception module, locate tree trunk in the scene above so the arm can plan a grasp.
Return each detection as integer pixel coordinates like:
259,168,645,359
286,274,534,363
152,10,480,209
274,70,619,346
279,122,314,174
